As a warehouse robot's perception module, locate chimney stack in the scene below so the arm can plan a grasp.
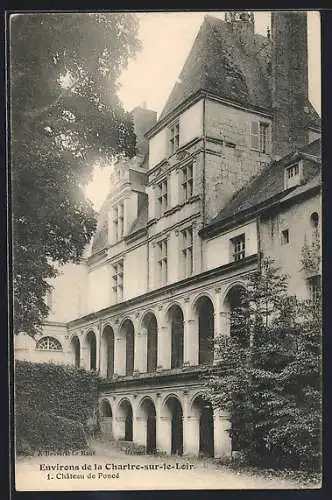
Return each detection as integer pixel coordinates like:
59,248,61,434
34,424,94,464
271,11,310,158
131,106,157,156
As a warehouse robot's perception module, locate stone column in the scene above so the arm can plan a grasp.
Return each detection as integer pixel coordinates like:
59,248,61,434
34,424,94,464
113,416,126,441
214,289,230,363
134,330,147,373
213,410,232,459
156,416,172,454
183,298,198,366
134,416,146,448
183,415,200,457
157,308,171,370
114,334,126,376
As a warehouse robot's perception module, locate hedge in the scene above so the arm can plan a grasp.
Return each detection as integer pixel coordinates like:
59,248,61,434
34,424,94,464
15,360,100,453
16,407,87,454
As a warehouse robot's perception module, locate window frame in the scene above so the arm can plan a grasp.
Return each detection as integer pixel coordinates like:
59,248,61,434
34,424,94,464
36,336,63,352
251,120,270,153
181,226,193,278
112,201,124,242
156,177,168,217
281,228,290,245
169,120,180,155
307,275,321,302
181,161,193,202
156,238,168,286
112,259,124,303
231,234,246,262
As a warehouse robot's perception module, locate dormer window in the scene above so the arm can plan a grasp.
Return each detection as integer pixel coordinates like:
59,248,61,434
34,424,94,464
284,161,303,189
169,121,180,155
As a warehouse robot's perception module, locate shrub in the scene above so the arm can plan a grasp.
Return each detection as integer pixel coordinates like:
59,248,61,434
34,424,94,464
16,407,87,453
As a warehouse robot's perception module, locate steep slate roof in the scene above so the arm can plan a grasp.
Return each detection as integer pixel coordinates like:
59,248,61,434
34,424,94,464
159,15,272,120
205,138,321,229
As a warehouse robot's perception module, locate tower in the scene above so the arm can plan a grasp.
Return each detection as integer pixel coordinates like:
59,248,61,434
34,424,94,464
271,11,310,158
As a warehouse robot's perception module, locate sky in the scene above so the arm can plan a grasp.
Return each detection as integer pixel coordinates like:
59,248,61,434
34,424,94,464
85,11,321,210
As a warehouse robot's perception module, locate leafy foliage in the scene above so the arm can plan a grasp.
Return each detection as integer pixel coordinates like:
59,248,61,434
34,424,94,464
16,408,87,454
203,257,322,470
15,360,100,424
10,13,141,336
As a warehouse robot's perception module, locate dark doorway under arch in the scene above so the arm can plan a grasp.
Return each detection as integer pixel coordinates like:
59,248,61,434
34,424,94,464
125,405,133,441
167,397,183,456
102,326,114,378
87,331,96,371
144,314,158,373
197,296,214,365
141,398,157,454
100,399,112,418
121,320,135,376
193,396,214,457
71,336,80,368
169,306,184,369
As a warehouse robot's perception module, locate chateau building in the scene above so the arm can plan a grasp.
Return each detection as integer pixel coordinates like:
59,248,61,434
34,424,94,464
15,12,321,459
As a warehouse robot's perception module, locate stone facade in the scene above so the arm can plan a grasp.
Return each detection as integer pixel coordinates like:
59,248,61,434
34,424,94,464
15,12,321,459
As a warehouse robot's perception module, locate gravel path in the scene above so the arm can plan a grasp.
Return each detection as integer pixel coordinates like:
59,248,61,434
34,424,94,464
15,440,319,491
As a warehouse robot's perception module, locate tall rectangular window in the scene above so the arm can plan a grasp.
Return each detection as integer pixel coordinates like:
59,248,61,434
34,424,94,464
259,122,269,153
112,260,123,302
169,121,180,155
308,275,321,302
231,234,245,262
112,202,124,242
157,239,168,286
181,227,193,277
157,179,168,217
251,121,270,153
181,162,193,202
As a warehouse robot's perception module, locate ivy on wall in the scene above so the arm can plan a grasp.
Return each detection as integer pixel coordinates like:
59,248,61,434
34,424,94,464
301,231,321,274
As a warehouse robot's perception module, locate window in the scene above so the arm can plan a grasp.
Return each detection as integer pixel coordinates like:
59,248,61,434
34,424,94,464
231,234,245,261
259,122,269,153
112,202,124,242
281,229,289,245
287,164,299,179
36,336,62,351
157,179,168,217
251,121,270,153
169,121,180,155
112,260,124,302
310,212,319,229
308,275,321,302
284,161,303,189
181,162,193,202
157,238,168,285
181,227,193,277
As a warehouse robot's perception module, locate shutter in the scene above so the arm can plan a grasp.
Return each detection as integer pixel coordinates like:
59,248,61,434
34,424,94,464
251,121,259,149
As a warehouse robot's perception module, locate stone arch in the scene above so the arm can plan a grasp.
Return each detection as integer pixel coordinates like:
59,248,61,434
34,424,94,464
86,330,97,371
141,312,158,373
137,396,157,453
223,284,249,346
117,398,133,441
70,335,80,368
100,398,113,417
191,394,214,457
161,394,183,456
194,295,215,365
101,325,115,378
119,319,135,376
167,304,184,369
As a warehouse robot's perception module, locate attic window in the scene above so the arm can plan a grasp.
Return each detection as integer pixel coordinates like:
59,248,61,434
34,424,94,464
284,161,303,189
169,121,180,155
